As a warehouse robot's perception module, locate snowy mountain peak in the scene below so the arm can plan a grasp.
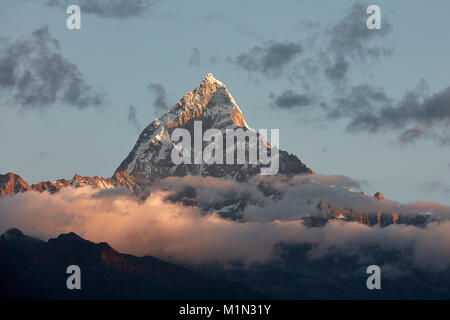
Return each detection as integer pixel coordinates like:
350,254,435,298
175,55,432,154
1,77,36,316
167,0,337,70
164,73,249,130
115,74,311,185
203,72,224,86
2,75,312,197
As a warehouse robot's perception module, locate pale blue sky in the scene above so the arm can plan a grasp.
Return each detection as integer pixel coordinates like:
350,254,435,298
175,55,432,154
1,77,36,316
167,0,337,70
1,0,450,205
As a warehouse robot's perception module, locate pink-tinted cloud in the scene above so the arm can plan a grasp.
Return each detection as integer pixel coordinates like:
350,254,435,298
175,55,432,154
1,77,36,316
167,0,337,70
2,180,450,271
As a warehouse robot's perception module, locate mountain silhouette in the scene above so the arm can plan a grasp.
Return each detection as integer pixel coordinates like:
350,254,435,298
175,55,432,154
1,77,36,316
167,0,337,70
0,228,264,299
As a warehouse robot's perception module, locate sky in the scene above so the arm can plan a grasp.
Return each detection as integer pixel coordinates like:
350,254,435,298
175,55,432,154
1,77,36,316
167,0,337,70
1,0,450,205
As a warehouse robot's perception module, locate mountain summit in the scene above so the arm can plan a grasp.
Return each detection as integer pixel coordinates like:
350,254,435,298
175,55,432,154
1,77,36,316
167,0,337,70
164,73,250,130
116,73,312,185
1,74,311,197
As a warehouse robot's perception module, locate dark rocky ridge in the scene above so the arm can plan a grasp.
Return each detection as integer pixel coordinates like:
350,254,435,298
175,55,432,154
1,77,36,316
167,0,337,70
0,228,264,299
301,198,428,227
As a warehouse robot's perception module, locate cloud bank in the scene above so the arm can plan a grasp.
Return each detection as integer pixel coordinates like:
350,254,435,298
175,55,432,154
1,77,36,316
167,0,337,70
2,175,450,271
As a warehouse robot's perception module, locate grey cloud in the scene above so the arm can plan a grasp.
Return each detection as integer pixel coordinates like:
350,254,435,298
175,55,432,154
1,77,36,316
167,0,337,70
397,125,425,144
322,3,392,82
421,181,450,194
37,0,158,18
227,2,393,105
0,26,105,110
237,27,263,40
328,3,392,61
269,3,394,114
91,187,134,199
157,174,450,225
188,48,201,67
148,83,168,113
314,5,446,143
338,81,450,144
228,4,446,146
315,4,450,145
145,174,365,224
192,54,217,67
329,84,392,123
127,106,141,133
295,20,321,31
269,90,312,110
204,14,222,21
228,41,302,78
39,151,55,158
209,57,217,66
324,55,349,81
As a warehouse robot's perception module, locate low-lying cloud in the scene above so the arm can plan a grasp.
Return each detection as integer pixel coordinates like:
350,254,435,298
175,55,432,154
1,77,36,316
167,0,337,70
2,174,450,271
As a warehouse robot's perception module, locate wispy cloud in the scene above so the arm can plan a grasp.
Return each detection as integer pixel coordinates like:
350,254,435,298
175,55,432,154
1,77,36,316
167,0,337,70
240,3,450,146
148,83,168,113
334,81,450,145
127,106,141,133
326,3,392,61
269,90,312,110
188,48,201,67
421,181,450,194
30,0,160,18
227,41,302,78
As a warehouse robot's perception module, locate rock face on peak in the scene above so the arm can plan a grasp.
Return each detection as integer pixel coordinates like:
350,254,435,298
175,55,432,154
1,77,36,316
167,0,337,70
0,173,32,195
305,198,428,228
0,171,135,196
374,192,385,200
31,171,135,194
116,73,312,186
